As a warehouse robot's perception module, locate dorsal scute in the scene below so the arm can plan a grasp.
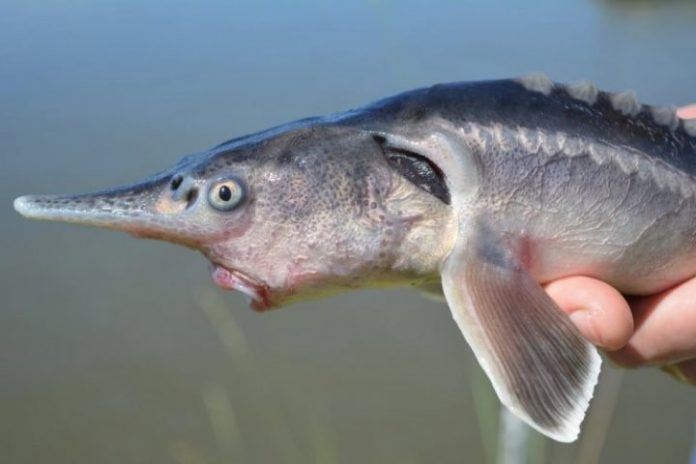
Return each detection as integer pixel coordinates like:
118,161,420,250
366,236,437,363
519,74,687,136
610,90,641,117
651,105,679,131
566,81,599,105
517,72,554,95
684,119,696,137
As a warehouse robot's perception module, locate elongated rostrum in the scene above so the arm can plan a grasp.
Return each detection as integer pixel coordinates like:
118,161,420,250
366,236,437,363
14,73,696,442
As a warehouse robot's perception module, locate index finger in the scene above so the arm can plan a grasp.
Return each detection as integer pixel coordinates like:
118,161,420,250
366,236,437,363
609,277,696,367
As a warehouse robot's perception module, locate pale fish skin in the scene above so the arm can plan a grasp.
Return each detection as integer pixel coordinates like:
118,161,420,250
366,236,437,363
14,74,696,442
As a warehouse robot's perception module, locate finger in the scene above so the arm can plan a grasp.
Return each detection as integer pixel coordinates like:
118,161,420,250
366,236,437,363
544,276,633,351
609,277,696,367
677,104,696,120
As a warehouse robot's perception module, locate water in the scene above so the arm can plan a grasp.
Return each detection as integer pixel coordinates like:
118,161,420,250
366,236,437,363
2,0,696,462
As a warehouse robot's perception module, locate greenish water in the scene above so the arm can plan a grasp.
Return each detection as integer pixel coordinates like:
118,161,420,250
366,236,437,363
2,1,696,463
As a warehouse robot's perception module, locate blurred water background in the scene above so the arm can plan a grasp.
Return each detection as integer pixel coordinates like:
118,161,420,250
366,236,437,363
2,0,696,463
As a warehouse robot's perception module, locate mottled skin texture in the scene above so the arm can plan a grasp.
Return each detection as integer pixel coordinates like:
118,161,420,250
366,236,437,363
196,127,453,307
474,129,696,293
14,77,696,441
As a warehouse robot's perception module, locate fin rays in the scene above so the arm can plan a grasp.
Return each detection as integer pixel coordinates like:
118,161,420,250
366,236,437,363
466,260,595,431
442,223,601,441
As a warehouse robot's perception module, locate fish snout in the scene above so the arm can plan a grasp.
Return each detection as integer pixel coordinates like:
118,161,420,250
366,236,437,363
13,171,202,237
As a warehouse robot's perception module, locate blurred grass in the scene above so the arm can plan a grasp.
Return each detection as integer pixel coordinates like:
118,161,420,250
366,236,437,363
170,288,338,464
310,408,340,464
200,288,305,463
526,430,547,464
575,366,624,464
169,442,210,464
202,384,242,457
470,356,500,464
172,287,624,464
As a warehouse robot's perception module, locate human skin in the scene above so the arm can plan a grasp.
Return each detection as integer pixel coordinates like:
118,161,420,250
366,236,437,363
678,104,696,119
548,106,696,385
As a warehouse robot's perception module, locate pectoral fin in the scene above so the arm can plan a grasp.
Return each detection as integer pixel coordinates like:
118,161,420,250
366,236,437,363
441,223,600,442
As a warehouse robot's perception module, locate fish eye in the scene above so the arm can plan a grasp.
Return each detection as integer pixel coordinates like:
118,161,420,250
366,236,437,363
207,178,244,211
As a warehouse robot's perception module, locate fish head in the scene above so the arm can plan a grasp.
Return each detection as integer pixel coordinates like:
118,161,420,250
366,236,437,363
14,120,456,310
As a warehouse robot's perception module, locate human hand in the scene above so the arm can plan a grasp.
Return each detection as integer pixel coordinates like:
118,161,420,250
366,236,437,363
678,105,696,119
545,104,696,384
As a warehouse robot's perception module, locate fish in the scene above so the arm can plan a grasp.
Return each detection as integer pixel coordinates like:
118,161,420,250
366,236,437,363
13,73,696,442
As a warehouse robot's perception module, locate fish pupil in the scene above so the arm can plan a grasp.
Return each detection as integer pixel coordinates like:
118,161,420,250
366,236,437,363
219,185,232,202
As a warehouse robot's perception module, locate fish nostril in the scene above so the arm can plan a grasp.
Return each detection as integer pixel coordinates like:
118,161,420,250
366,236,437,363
169,174,198,206
185,187,198,207
170,175,183,191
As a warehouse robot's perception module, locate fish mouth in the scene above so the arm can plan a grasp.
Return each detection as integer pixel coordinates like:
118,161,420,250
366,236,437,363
209,262,272,311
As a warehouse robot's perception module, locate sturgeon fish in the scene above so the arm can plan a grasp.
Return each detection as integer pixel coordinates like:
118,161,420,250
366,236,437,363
14,74,696,442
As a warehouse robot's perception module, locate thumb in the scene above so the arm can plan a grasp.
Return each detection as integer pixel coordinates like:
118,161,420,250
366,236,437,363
544,276,633,351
